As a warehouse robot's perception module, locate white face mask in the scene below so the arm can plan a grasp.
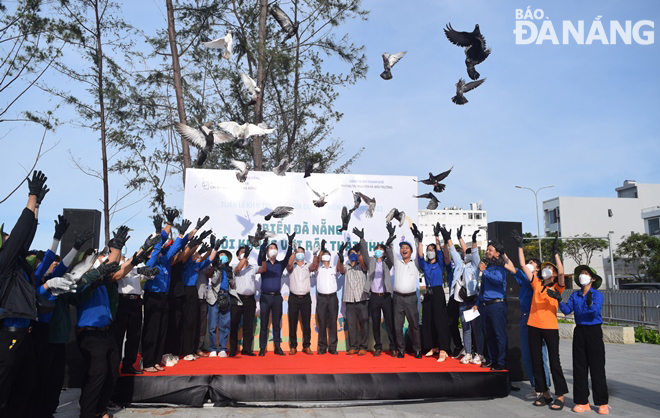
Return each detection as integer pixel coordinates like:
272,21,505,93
541,268,553,280
464,254,473,263
526,264,535,273
321,254,331,262
268,249,278,258
578,274,592,286
426,251,436,260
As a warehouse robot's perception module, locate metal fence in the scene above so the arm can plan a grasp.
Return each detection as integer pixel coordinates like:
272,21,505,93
559,290,660,329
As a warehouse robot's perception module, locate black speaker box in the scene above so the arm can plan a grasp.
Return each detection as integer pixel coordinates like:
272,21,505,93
60,209,102,256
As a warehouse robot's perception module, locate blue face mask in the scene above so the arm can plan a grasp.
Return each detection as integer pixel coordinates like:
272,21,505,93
295,252,305,261
374,249,383,258
219,255,229,264
349,253,359,262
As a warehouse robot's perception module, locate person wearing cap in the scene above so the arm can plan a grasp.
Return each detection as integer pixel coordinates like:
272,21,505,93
384,222,422,359
560,266,609,415
286,244,318,355
312,243,343,355
471,240,509,371
355,228,397,357
339,241,369,356
230,245,259,356
256,233,294,356
516,235,569,411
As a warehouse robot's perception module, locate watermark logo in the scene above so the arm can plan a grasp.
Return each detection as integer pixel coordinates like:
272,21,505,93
514,7,654,45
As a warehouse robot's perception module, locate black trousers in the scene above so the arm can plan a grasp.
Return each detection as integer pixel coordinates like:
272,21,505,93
316,293,339,351
345,300,369,350
182,286,200,356
198,298,208,351
0,327,35,417
141,291,169,368
447,296,463,351
230,295,256,354
369,293,396,351
259,294,283,349
420,286,451,353
393,293,421,353
33,341,65,418
165,294,185,355
77,330,119,418
112,295,143,367
529,325,569,396
288,293,312,349
573,324,609,405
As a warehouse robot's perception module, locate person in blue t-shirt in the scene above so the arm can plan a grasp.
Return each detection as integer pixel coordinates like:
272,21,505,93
559,265,609,415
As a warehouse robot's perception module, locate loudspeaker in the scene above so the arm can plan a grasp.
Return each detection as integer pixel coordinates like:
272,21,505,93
487,221,523,297
505,298,525,381
60,209,102,256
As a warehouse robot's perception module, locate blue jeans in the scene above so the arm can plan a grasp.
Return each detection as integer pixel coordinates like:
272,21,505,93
481,301,507,367
208,300,230,353
521,312,551,388
459,302,476,354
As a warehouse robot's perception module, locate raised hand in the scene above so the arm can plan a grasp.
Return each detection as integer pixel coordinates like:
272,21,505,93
97,261,120,279
197,230,213,242
440,226,451,243
209,234,216,249
74,230,94,250
142,234,160,251
130,250,149,266
36,186,50,206
511,230,524,248
46,275,76,296
338,241,348,254
153,215,163,232
457,226,463,241
433,222,441,237
196,215,210,230
352,227,364,240
214,237,226,251
320,239,327,252
410,223,421,242
385,233,397,247
472,230,479,243
551,234,559,255
27,170,47,196
286,232,296,245
198,242,211,254
243,245,252,258
386,222,396,239
177,219,191,236
164,208,179,224
110,225,130,250
53,215,70,240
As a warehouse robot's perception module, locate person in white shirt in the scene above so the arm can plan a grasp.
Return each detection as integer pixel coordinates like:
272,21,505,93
286,246,319,355
230,245,259,357
313,242,341,355
112,260,146,374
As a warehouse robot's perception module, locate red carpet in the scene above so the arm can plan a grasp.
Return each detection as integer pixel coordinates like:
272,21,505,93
126,352,502,377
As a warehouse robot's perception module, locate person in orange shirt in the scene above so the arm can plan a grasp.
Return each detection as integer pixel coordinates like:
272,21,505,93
516,236,569,411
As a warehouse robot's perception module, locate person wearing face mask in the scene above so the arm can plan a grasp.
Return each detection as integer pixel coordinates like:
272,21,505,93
559,266,609,415
286,245,319,355
206,249,233,357
355,228,397,357
517,235,569,411
230,245,259,357
312,245,343,355
256,233,294,356
415,224,451,362
337,242,368,355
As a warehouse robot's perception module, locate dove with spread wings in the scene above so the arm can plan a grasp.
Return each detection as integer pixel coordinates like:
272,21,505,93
201,31,233,60
175,122,234,167
306,181,339,208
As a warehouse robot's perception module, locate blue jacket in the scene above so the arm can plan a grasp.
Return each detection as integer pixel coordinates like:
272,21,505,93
145,234,187,293
514,269,534,314
183,256,211,287
477,265,507,306
418,250,448,288
559,288,603,326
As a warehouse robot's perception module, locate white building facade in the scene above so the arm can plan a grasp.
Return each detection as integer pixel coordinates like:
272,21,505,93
417,202,488,252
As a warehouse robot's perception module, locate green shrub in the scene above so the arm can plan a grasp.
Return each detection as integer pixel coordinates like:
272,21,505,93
634,326,660,344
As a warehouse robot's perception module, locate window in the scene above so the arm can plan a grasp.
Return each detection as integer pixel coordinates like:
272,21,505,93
649,218,660,236
468,213,473,220
546,208,560,224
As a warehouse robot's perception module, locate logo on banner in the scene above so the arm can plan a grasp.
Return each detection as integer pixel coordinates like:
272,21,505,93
514,7,654,45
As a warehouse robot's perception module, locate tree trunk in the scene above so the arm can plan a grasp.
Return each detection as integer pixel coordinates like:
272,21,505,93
94,1,110,244
252,0,268,171
285,0,300,159
166,0,192,182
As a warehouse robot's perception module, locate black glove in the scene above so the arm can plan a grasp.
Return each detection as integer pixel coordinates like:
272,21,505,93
164,208,179,224
243,245,252,258
511,230,524,248
153,215,163,232
586,291,593,307
177,219,191,236
74,230,94,250
196,215,210,230
433,222,441,237
352,227,364,240
385,233,396,247
410,223,421,242
214,237,225,251
386,222,396,238
209,234,216,248
338,252,345,263
142,234,161,251
130,250,149,266
320,239,327,252
97,261,120,280
350,242,360,254
110,225,130,250
258,241,267,262
457,226,463,241
472,230,479,243
197,242,211,254
458,287,468,301
287,232,296,246
546,288,562,302
338,241,348,254
551,235,559,255
137,266,159,277
53,215,70,240
36,186,50,206
440,226,451,243
27,170,47,196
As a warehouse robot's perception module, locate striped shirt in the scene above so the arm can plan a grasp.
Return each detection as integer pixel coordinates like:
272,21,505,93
343,262,367,303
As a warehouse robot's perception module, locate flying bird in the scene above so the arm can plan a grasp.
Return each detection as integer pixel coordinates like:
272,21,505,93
444,23,491,80
248,223,275,247
414,167,453,193
304,159,320,178
339,206,351,232
385,208,406,227
349,191,361,214
414,192,440,210
174,122,234,167
218,121,274,148
270,4,298,43
240,73,260,106
201,30,233,60
380,51,407,80
452,78,485,105
306,181,338,208
264,206,294,221
355,191,376,218
231,159,250,183
273,157,291,176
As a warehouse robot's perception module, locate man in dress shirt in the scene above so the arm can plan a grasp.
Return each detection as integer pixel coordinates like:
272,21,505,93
230,245,259,356
314,245,341,355
286,245,318,355
338,242,368,355
256,233,294,356
112,260,146,374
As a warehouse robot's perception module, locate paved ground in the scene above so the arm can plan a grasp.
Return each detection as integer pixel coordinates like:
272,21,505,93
55,340,660,417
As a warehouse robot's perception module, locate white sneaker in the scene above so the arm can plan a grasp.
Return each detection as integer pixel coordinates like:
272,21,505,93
525,391,542,400
471,354,482,365
163,354,176,367
209,351,218,357
218,350,228,358
460,353,473,364
183,354,196,361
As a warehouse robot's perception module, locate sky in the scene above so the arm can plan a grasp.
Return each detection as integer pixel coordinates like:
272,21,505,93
1,0,659,253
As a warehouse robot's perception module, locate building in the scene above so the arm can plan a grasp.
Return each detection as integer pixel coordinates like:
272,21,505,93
417,202,488,252
542,180,660,288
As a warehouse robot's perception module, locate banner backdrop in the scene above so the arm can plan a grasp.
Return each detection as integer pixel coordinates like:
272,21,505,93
183,168,419,350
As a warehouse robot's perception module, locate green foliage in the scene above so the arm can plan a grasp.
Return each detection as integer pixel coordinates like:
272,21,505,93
634,326,660,344
563,233,609,266
522,232,564,263
615,233,660,282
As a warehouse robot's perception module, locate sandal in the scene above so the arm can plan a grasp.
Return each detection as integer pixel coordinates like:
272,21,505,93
154,364,165,371
533,395,553,407
550,398,565,411
143,367,158,373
